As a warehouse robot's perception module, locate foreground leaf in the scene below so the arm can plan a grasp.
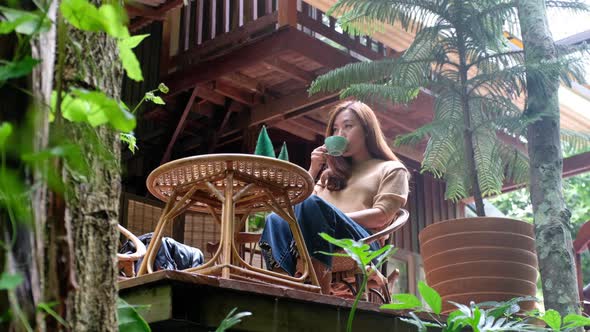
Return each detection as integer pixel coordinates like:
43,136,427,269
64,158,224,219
215,307,252,332
381,294,422,311
0,273,23,290
60,0,103,32
418,281,442,315
0,56,40,81
117,298,151,332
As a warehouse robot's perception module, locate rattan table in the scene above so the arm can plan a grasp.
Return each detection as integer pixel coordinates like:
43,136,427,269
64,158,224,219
137,154,320,292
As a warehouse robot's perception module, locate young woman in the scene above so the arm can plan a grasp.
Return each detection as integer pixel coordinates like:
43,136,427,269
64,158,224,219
259,100,409,293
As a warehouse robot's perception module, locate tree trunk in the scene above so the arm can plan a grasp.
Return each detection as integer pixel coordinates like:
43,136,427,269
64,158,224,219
518,0,581,320
30,1,57,331
60,2,123,330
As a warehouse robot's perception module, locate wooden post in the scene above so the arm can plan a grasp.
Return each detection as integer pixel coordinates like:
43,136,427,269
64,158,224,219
278,0,297,27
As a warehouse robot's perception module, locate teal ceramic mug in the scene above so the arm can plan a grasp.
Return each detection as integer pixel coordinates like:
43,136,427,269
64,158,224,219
324,136,349,156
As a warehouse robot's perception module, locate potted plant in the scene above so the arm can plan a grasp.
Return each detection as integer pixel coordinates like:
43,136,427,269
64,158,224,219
309,0,584,312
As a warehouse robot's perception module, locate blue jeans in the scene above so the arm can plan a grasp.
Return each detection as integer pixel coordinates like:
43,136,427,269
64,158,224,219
259,195,379,276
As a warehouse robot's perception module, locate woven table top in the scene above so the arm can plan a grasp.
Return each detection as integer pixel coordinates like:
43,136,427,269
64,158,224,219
146,154,314,214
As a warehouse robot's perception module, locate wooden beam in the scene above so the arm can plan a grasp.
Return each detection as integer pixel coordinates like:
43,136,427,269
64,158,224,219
563,150,590,178
220,72,265,94
126,4,165,20
249,89,341,126
278,0,297,27
214,81,263,105
160,87,199,164
129,0,185,31
263,57,315,83
165,26,295,96
195,83,226,106
209,105,235,153
288,116,325,135
272,120,317,141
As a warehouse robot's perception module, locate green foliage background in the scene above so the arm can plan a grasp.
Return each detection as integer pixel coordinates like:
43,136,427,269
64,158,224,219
490,145,590,283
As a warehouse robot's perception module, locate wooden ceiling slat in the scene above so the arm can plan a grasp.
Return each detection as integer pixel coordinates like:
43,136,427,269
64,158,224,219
221,72,265,94
272,121,317,141
262,57,315,83
214,81,263,106
249,89,340,126
194,84,226,106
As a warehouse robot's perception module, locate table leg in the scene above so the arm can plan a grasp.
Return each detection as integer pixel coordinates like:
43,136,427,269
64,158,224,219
137,185,200,276
137,195,176,276
221,171,234,279
263,193,320,288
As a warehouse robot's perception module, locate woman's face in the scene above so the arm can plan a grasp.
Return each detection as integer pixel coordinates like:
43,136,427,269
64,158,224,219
331,109,367,158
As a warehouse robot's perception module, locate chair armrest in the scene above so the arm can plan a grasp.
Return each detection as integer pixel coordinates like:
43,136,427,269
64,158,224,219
361,209,409,245
117,224,146,262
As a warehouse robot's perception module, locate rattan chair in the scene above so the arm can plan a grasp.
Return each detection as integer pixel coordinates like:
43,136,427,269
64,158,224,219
117,224,146,278
331,209,409,303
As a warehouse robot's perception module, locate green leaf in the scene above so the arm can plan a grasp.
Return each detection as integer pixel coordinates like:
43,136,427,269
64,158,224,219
158,83,169,94
417,281,442,314
37,302,68,327
0,7,51,35
60,0,103,32
70,89,136,132
119,34,149,49
540,309,561,331
0,122,13,148
381,294,423,311
0,169,32,222
118,43,144,82
0,273,23,290
563,313,590,329
150,96,165,105
22,144,89,178
215,307,252,332
98,3,129,38
117,298,151,332
0,56,40,81
121,132,137,154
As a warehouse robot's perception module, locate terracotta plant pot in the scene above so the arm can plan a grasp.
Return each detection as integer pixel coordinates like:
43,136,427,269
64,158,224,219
419,217,538,314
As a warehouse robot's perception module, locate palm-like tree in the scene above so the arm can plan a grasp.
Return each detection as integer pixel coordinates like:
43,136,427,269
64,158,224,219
309,0,587,216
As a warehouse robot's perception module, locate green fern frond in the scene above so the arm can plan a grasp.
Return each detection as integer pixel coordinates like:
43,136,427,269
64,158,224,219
394,119,456,146
546,0,590,13
341,83,421,105
470,1,518,49
497,142,529,185
422,128,463,179
441,153,470,201
434,91,463,122
560,128,590,153
467,65,527,99
473,130,505,197
309,58,399,95
327,0,450,35
468,50,525,73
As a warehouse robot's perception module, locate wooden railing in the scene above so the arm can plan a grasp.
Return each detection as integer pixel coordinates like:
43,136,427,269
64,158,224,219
168,0,397,73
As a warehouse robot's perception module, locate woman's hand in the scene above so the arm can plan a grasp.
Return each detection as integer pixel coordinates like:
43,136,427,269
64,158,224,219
309,145,327,179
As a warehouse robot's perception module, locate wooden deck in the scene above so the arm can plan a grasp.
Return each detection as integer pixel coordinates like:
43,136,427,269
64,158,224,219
119,270,436,331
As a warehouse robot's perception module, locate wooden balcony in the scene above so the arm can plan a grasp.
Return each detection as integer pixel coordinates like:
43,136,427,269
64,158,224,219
119,270,438,331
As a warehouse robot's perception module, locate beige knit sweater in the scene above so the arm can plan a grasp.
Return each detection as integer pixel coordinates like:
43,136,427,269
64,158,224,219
314,159,409,224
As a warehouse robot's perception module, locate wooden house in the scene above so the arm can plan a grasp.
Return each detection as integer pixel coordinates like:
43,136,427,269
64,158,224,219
118,1,590,330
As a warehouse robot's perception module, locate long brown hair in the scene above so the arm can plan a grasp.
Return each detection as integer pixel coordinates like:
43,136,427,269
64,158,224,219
320,101,399,191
